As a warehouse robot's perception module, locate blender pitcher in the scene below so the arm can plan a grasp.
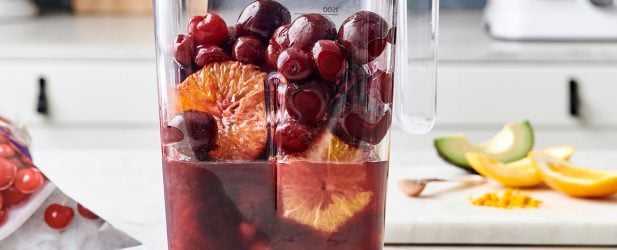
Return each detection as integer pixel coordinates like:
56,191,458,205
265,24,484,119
153,0,438,249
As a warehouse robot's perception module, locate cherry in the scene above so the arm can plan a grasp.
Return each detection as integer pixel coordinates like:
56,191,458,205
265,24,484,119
162,125,184,145
368,70,393,104
21,154,33,166
176,64,194,83
3,186,31,208
335,109,392,145
388,27,397,44
276,121,313,154
270,24,290,51
194,45,229,67
0,208,7,227
173,34,195,66
338,11,389,64
0,158,17,191
232,36,265,66
0,192,3,209
265,44,280,69
0,144,15,158
285,80,333,126
77,203,99,220
288,14,337,50
188,14,229,46
237,0,291,41
182,110,219,161
221,26,238,53
14,167,44,194
265,25,291,69
342,65,370,102
277,47,314,81
312,40,348,81
45,203,74,230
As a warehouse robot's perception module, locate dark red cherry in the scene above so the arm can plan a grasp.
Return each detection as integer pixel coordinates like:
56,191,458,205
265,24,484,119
173,34,195,66
335,109,391,145
285,80,333,127
265,44,280,69
338,11,389,64
265,25,291,69
368,70,393,104
194,45,229,67
277,47,314,81
276,121,313,154
188,14,229,46
288,14,337,50
387,27,397,44
177,64,194,83
237,0,291,41
341,65,370,102
232,36,265,66
270,24,290,50
182,110,219,161
312,40,348,81
162,125,184,145
221,26,238,53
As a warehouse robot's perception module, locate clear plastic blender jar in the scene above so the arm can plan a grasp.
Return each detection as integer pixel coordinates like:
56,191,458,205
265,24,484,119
153,0,438,249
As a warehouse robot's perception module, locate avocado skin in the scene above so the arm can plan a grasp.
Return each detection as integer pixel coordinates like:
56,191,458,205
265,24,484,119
433,120,535,174
434,139,479,174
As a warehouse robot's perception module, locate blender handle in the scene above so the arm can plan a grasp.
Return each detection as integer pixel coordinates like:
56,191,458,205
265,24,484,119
394,0,439,134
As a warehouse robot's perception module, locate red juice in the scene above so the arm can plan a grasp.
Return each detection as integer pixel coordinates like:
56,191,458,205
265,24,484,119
163,160,388,250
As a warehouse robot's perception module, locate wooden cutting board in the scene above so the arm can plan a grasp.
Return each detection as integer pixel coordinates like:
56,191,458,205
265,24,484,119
384,162,617,246
72,0,152,15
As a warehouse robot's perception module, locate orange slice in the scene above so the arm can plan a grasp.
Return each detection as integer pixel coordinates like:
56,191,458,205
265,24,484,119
302,133,369,163
530,152,617,198
465,146,575,188
175,61,267,160
278,161,372,233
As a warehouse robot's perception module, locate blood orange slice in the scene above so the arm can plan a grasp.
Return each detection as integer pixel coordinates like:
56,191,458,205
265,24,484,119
277,161,372,233
302,133,369,164
175,61,267,161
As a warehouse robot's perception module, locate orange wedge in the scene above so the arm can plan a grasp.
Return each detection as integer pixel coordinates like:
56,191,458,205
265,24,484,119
277,161,372,233
175,61,267,161
531,152,617,198
465,146,575,188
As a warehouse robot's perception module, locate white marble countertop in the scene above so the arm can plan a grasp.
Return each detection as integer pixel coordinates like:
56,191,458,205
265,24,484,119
31,148,616,250
0,15,154,60
1,12,616,62
20,127,617,250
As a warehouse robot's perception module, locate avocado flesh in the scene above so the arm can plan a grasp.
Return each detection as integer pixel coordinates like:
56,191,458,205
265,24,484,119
435,121,535,171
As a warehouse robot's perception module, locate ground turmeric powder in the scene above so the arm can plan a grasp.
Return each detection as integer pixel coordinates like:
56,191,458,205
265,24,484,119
470,189,541,209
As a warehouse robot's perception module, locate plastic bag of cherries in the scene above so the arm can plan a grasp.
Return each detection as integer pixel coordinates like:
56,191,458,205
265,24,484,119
0,117,139,249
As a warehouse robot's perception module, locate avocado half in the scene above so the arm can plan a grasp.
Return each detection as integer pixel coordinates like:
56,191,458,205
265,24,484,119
435,120,535,172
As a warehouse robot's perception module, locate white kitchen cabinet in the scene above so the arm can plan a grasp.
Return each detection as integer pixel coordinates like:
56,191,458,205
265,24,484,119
0,13,616,131
0,60,158,126
435,63,617,128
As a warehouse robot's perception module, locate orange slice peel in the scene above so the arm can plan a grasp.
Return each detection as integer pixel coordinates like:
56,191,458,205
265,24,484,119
175,61,268,161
